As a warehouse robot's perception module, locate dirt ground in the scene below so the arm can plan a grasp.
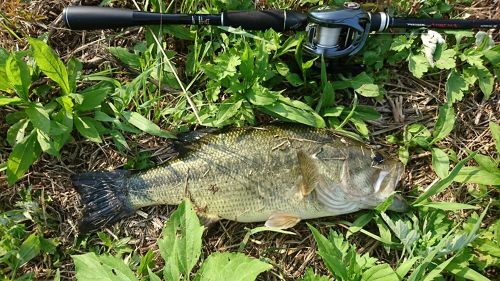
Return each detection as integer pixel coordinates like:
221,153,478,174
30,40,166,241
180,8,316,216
0,0,498,280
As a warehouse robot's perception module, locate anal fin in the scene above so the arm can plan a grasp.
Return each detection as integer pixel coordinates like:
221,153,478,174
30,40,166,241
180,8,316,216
264,213,301,229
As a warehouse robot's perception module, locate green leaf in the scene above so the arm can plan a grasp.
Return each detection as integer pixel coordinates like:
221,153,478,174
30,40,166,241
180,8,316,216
361,264,398,281
422,256,455,281
308,225,349,280
446,262,490,281
471,66,494,99
25,103,51,134
74,116,102,143
215,98,243,126
76,82,113,112
158,200,204,281
108,47,142,70
413,153,474,205
346,212,373,238
432,103,455,143
351,72,380,97
395,257,420,280
239,226,295,250
0,95,23,106
446,71,469,103
409,54,429,78
28,38,70,95
7,130,41,186
17,233,41,267
122,111,174,138
7,118,29,146
431,147,450,179
193,252,272,281
148,268,161,281
416,201,479,210
36,129,58,156
473,153,499,174
6,54,31,100
489,122,500,156
453,167,500,186
434,48,456,70
67,57,82,93
73,252,139,281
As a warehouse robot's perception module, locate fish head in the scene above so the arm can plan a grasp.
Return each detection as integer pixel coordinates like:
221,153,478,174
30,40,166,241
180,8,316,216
315,144,407,212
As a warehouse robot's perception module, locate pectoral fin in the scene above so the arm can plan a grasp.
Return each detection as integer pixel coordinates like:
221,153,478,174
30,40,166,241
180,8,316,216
297,150,321,197
264,213,301,229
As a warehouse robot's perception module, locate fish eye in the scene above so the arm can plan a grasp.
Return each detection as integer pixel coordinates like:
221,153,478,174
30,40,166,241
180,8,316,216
372,152,384,165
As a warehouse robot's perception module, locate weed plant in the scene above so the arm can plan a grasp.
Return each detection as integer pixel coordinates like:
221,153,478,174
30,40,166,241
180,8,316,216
0,0,498,280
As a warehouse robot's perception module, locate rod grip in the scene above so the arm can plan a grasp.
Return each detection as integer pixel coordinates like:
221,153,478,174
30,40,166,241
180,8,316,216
63,6,135,30
223,10,306,31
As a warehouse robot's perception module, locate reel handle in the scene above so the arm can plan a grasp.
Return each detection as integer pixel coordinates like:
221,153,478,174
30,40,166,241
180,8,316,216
63,6,307,31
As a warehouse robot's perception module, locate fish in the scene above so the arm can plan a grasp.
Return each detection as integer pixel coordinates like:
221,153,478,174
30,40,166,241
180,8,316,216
72,125,408,233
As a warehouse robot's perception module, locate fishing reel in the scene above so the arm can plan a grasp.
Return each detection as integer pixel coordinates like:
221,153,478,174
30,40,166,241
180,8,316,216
303,2,372,58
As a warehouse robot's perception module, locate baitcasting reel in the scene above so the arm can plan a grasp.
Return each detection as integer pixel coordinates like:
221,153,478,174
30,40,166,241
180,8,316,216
303,2,372,58
63,2,499,59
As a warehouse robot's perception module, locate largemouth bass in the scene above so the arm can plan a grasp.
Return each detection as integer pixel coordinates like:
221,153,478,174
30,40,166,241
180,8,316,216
73,125,408,232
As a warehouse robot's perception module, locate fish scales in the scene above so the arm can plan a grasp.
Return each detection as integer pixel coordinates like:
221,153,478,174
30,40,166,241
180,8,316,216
72,125,408,232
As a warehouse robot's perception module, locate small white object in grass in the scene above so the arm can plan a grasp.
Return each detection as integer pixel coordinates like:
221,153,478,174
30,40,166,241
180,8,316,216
421,30,445,67
475,31,495,49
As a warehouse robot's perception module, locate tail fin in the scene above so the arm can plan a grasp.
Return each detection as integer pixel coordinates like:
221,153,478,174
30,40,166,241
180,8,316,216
72,170,135,233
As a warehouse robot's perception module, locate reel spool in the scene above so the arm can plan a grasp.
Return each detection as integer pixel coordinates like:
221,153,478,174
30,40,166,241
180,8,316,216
304,2,371,59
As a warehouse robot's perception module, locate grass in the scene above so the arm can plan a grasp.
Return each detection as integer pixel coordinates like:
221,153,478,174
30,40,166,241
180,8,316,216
0,0,499,280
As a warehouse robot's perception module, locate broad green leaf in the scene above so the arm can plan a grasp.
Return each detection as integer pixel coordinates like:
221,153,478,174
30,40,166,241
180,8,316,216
434,48,456,70
25,103,51,134
17,233,41,267
148,268,161,281
446,71,468,103
6,54,31,100
409,53,429,78
422,256,455,281
431,147,450,179
74,116,102,143
54,269,61,281
473,153,499,174
471,66,494,99
323,106,344,117
108,47,142,70
7,118,29,146
351,72,380,97
122,111,174,138
446,262,490,281
453,167,500,186
361,264,398,281
158,200,204,281
413,153,474,205
7,130,41,185
193,252,272,281
73,252,139,281
76,82,113,111
0,96,23,106
395,257,420,279
36,129,58,156
346,212,373,238
398,146,409,166
260,100,325,128
490,122,500,156
308,225,349,280
482,44,500,65
110,130,130,151
416,202,479,210
215,98,243,125
28,38,70,95
432,103,455,143
67,57,82,93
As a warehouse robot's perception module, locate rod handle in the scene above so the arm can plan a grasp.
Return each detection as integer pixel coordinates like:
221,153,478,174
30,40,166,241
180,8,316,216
63,6,135,30
223,10,306,31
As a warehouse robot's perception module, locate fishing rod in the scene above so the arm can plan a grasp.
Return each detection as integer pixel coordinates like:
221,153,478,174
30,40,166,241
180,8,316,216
63,2,499,59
